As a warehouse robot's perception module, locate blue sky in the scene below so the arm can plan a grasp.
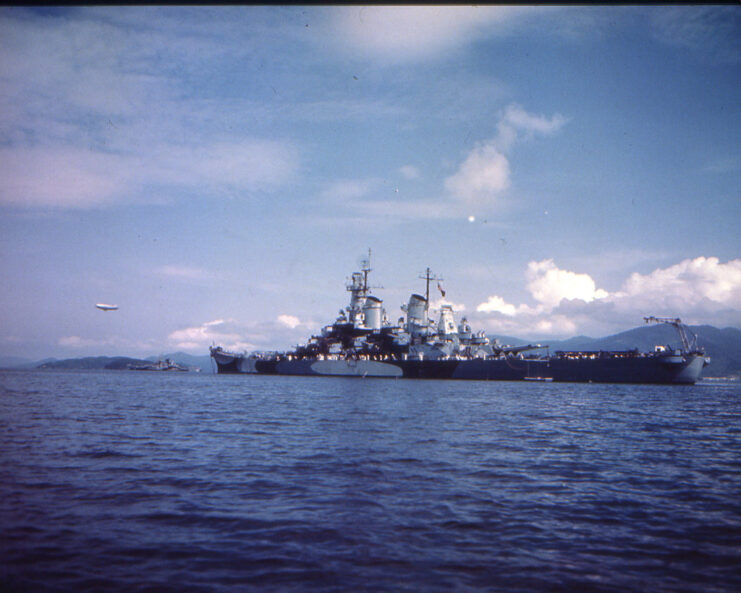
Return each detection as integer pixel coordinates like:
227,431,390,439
1,6,740,359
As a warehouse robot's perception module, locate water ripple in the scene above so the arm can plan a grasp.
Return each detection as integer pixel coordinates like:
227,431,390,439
1,370,740,592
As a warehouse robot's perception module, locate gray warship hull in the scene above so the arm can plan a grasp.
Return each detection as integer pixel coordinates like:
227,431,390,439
210,256,709,385
211,350,708,384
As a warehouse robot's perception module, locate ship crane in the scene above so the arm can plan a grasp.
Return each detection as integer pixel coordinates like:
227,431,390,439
643,316,701,353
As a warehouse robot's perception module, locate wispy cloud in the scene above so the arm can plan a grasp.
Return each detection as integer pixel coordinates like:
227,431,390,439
169,315,319,353
331,6,534,63
444,104,567,209
0,147,131,208
0,139,299,209
399,165,420,180
320,178,380,202
57,334,159,354
0,9,300,209
313,103,568,224
650,6,741,63
155,265,218,283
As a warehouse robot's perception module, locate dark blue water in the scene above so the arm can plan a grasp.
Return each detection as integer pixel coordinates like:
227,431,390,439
1,370,740,593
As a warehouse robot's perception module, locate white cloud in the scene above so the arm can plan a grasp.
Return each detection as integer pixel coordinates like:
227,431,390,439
320,178,378,202
169,315,320,353
156,266,216,282
0,147,129,208
615,257,741,312
0,139,299,209
650,6,741,63
444,104,567,208
0,10,300,210
332,6,532,63
399,165,420,180
277,314,302,329
496,103,568,150
58,335,106,348
56,334,158,354
477,295,519,316
170,141,299,192
475,259,606,333
473,257,741,338
526,259,608,309
444,145,510,205
168,319,254,352
429,298,466,313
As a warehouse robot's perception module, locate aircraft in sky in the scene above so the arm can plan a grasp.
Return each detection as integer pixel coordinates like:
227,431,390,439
95,303,119,311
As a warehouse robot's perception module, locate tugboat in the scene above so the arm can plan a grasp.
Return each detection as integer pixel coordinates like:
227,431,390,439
210,255,709,384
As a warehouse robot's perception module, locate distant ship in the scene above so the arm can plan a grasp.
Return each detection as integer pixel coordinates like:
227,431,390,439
210,255,709,384
128,358,188,372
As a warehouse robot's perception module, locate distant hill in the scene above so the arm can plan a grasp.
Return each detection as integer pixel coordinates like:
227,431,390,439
30,353,211,372
0,355,36,368
37,356,153,370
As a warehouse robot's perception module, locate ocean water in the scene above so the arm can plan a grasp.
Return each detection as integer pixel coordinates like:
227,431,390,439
1,370,740,593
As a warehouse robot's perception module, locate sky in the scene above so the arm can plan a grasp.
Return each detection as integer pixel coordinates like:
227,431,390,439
1,5,740,360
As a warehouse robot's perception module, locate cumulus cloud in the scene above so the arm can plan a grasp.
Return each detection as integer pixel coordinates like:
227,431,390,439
477,295,519,316
444,145,511,205
475,259,606,334
474,257,741,338
277,314,302,329
526,259,608,309
444,104,567,208
615,257,741,313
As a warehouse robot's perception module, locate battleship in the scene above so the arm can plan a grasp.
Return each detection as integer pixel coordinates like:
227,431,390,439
210,255,709,384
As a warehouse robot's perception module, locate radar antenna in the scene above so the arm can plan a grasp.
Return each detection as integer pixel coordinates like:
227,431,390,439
643,316,700,353
360,248,372,292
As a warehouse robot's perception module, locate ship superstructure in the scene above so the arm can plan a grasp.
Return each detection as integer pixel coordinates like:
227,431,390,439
210,256,709,384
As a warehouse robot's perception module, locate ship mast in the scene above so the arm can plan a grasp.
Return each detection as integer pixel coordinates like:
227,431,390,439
419,267,442,321
361,248,372,294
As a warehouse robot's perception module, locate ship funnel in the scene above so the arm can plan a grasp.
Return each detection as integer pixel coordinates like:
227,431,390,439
406,294,428,334
437,305,456,335
362,296,383,330
407,294,427,324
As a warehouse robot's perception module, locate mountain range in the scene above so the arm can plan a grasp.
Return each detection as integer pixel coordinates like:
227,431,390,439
1,324,740,378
